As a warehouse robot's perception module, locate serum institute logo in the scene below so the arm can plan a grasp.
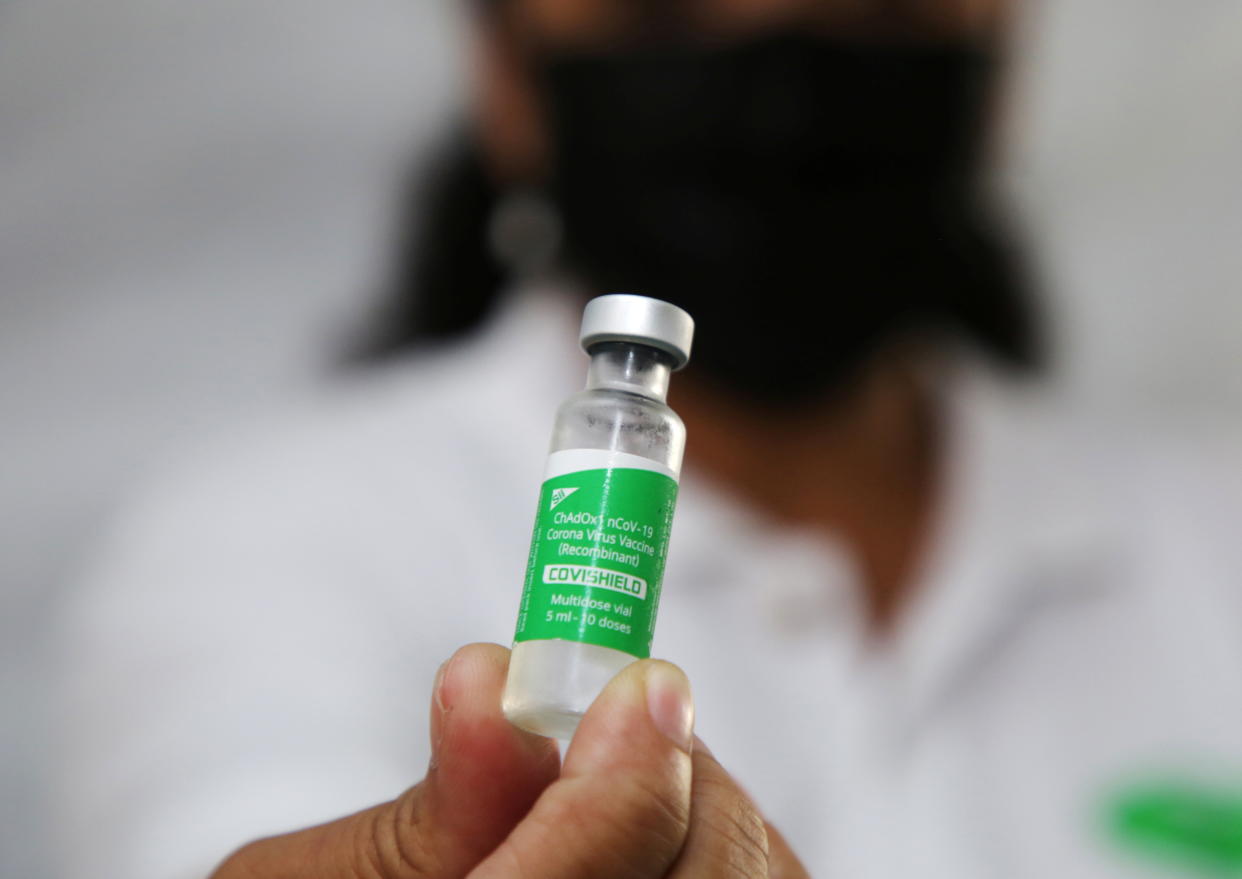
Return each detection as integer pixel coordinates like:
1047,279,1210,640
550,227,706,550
549,487,579,510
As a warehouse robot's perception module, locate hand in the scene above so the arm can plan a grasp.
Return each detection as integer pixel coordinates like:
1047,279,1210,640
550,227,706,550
211,643,808,878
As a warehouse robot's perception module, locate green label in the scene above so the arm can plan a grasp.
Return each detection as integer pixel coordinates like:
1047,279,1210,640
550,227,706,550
514,454,679,658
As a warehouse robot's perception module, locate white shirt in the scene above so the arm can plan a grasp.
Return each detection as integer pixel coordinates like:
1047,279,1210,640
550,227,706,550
53,289,1242,879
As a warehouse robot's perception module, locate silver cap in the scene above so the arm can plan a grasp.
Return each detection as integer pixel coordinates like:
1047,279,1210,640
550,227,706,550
579,294,695,370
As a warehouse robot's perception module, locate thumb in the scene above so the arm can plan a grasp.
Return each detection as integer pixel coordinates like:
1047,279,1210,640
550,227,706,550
212,643,561,879
469,658,696,878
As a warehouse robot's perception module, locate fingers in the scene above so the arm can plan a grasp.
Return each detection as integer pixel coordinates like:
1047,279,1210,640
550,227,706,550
409,643,562,871
666,737,810,879
666,737,769,879
469,659,696,879
212,643,560,879
210,647,807,879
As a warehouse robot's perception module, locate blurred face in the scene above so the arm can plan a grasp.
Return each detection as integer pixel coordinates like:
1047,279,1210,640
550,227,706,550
472,0,1032,407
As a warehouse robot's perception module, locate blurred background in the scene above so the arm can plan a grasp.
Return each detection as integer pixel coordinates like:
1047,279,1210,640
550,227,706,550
1,2,463,875
1,0,1240,876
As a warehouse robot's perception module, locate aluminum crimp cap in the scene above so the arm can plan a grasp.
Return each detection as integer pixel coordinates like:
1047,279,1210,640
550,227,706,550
579,294,695,370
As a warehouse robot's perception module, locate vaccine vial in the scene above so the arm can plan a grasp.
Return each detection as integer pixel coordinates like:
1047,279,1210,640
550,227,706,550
503,294,694,739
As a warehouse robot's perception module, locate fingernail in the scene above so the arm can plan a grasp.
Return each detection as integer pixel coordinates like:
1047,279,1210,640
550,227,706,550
433,659,450,714
429,658,452,770
646,662,694,751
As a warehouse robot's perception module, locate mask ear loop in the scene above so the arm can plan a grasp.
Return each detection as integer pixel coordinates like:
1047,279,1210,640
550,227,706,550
488,188,564,281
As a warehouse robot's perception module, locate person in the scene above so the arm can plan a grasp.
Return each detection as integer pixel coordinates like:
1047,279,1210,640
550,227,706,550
54,0,1242,877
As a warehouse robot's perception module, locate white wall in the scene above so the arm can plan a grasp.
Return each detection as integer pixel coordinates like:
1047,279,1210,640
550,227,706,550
1003,0,1242,421
0,2,463,875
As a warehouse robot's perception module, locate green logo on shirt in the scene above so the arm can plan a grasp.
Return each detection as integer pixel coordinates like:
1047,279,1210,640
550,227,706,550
1108,780,1242,874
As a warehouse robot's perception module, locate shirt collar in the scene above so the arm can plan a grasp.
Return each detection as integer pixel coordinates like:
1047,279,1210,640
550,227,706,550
669,354,1127,727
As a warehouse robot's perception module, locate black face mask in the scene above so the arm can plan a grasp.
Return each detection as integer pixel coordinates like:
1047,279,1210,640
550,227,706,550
538,31,1038,405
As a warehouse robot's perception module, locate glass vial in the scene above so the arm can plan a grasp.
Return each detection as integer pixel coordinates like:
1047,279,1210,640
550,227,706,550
503,294,694,739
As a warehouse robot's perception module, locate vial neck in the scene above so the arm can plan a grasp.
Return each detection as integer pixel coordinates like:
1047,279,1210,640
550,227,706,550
585,342,672,401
